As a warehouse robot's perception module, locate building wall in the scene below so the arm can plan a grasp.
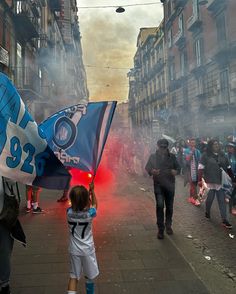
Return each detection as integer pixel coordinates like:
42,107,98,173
0,0,88,122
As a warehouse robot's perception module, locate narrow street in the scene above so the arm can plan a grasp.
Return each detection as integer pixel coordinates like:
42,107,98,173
11,171,236,294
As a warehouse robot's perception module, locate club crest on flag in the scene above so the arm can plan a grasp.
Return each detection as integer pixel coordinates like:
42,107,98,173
40,101,117,175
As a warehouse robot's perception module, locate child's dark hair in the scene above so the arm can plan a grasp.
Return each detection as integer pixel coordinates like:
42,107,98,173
69,185,90,212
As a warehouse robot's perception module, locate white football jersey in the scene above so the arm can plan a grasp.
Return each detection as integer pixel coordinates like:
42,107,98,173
67,207,96,256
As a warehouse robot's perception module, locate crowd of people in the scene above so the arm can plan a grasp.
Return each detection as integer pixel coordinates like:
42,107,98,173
144,135,236,239
107,131,236,237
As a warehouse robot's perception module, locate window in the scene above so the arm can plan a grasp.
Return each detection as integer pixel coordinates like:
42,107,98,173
220,69,230,103
192,0,199,18
197,77,204,96
16,1,23,14
178,14,184,34
180,51,187,77
16,43,23,87
167,0,172,17
169,63,175,81
194,39,203,67
168,29,172,48
172,94,177,107
216,13,227,44
206,74,215,97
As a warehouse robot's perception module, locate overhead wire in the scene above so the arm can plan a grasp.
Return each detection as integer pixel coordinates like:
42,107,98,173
78,2,161,9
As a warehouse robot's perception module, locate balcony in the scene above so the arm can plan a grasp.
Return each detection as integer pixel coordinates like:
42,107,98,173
14,7,40,41
191,64,206,77
187,14,202,33
49,0,61,12
207,0,226,14
173,30,186,48
155,90,167,100
169,78,183,92
175,0,188,9
12,67,44,101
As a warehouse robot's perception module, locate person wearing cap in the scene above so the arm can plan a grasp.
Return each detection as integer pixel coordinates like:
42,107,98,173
225,141,236,215
145,139,180,239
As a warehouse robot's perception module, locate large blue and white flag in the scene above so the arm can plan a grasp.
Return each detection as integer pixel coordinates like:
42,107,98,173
40,101,117,174
0,73,71,189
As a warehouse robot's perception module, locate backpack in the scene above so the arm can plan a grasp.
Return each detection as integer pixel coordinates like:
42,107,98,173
0,177,20,230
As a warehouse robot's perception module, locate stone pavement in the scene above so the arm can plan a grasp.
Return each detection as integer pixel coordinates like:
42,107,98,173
134,175,236,294
11,180,210,294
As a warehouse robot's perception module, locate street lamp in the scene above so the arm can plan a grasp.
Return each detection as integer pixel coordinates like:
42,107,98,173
116,6,125,13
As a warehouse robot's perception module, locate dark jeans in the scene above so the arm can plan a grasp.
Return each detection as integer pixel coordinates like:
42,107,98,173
206,189,227,221
0,223,14,288
229,186,236,211
154,185,175,231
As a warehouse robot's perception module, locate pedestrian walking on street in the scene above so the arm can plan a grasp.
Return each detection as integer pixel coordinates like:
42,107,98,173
67,182,99,294
145,139,180,240
25,185,43,213
198,139,235,229
225,141,236,215
184,138,201,206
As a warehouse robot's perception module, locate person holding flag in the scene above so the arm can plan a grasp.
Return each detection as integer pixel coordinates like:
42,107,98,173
67,181,99,294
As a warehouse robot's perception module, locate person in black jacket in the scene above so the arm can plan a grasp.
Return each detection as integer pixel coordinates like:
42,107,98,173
0,177,26,294
145,139,180,239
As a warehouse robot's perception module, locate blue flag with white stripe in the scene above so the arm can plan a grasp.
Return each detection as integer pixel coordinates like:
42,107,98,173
0,73,71,189
39,101,117,174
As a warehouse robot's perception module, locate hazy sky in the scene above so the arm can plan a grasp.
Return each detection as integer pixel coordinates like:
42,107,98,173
78,0,163,103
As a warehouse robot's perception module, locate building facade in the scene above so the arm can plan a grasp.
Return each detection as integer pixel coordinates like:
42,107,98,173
128,23,168,139
0,0,88,123
128,0,236,139
161,0,236,138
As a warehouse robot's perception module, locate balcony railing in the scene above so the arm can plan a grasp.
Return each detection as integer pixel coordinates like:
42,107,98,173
13,2,40,40
49,0,61,12
174,0,188,9
12,67,42,98
173,30,186,48
187,13,202,32
207,0,226,14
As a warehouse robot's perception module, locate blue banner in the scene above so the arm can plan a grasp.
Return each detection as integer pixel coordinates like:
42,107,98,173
0,73,71,189
39,101,117,174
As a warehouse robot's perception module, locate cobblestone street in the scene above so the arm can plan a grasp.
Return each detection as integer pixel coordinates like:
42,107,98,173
135,174,236,292
10,172,236,294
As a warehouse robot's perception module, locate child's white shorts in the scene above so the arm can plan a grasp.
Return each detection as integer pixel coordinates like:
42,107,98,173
69,253,99,280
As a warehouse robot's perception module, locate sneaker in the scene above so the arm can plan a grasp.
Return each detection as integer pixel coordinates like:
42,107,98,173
26,207,31,213
194,199,201,206
166,227,173,235
205,212,210,219
157,231,164,239
0,285,11,294
222,220,232,229
32,207,44,214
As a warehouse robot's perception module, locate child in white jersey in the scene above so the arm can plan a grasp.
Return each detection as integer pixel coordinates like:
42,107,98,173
67,182,99,294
